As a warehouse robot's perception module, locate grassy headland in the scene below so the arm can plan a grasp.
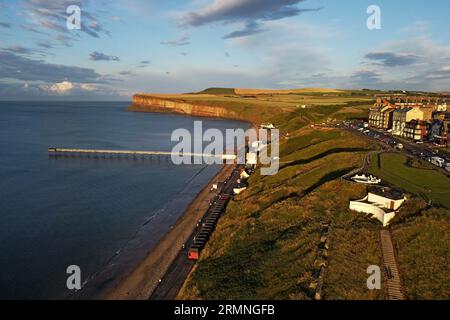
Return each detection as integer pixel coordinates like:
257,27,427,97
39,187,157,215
129,87,449,300
178,129,386,300
129,88,373,127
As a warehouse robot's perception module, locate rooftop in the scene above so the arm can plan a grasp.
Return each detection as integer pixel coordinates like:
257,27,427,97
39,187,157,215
368,186,405,201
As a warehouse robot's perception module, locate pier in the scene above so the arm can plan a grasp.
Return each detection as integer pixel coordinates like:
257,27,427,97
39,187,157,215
48,147,237,161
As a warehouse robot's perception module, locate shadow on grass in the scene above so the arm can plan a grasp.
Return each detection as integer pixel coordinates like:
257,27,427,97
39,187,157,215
250,168,356,219
280,148,369,170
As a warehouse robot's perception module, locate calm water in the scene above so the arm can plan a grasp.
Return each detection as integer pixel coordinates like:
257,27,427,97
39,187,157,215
0,101,247,299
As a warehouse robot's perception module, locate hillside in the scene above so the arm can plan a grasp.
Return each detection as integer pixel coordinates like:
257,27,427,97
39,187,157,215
234,88,345,95
129,89,374,127
195,88,236,95
129,88,450,300
178,129,385,300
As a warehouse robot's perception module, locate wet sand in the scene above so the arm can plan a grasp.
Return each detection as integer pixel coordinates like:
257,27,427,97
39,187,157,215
103,164,235,300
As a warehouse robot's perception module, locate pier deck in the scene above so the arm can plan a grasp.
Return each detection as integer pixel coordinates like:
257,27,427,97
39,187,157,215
48,147,237,161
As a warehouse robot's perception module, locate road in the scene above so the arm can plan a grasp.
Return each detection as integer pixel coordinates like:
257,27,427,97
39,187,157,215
341,124,449,177
150,165,243,300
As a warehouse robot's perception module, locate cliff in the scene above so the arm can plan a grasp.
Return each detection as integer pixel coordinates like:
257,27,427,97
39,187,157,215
129,94,250,123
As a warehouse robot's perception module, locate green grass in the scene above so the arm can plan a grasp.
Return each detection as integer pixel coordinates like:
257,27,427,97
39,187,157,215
178,127,449,300
194,88,236,95
363,153,450,300
392,206,450,299
323,224,385,300
369,153,450,207
132,92,375,128
439,148,450,158
178,130,387,300
132,89,449,300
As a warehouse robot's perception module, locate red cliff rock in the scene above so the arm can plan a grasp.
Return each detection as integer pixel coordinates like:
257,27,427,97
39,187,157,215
129,94,245,122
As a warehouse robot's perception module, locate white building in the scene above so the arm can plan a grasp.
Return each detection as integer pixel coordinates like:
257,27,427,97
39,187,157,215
349,187,406,227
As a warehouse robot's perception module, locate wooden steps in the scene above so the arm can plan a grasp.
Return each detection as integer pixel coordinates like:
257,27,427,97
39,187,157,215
380,230,405,300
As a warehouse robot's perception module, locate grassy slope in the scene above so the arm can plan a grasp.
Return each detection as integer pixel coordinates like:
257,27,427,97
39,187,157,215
178,127,388,300
155,89,449,300
323,219,385,300
364,151,450,299
369,153,450,208
391,203,450,299
195,88,236,95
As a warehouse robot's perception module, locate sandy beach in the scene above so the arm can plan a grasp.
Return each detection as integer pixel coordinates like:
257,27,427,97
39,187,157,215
103,164,236,300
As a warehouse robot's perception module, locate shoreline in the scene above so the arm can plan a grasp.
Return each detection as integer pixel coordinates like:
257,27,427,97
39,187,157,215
101,102,252,300
103,164,236,300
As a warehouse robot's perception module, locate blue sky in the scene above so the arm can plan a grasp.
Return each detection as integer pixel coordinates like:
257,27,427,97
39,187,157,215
1,0,449,100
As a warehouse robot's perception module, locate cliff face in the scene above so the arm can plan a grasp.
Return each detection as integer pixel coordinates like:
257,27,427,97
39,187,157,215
130,94,245,122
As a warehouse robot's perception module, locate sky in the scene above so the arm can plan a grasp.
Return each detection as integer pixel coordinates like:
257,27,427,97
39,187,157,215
0,0,449,100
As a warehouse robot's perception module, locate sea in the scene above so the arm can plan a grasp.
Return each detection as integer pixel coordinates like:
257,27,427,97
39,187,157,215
0,101,248,299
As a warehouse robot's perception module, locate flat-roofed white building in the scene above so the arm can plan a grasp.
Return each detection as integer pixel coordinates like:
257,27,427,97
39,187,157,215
349,187,406,227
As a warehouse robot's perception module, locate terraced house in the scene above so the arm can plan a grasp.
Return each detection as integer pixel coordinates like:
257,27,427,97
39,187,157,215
429,112,450,146
369,99,396,129
403,120,430,141
368,105,382,128
368,97,447,142
392,106,433,138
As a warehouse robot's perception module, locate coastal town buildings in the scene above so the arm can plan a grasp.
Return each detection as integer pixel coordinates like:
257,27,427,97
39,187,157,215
369,96,449,145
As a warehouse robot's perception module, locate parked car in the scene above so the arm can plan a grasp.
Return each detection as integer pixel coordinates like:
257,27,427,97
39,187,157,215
430,157,445,168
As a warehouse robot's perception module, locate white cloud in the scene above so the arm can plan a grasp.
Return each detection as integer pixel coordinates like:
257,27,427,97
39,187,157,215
79,83,97,91
357,36,450,90
45,80,74,94
41,81,101,95
401,21,429,34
